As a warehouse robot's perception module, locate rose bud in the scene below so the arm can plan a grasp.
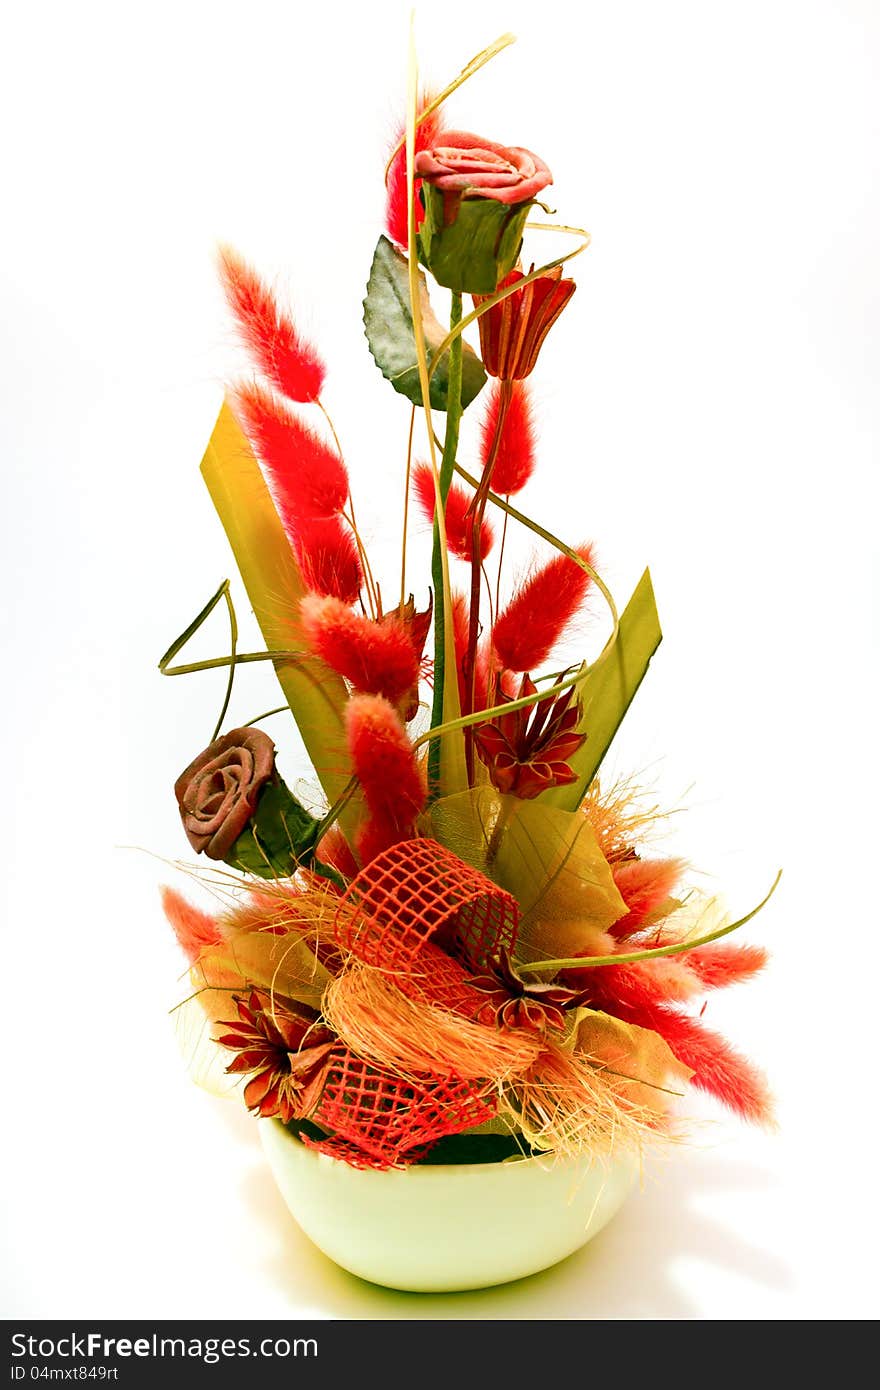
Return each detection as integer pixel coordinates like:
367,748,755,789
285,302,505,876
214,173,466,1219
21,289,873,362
414,131,552,295
174,727,276,860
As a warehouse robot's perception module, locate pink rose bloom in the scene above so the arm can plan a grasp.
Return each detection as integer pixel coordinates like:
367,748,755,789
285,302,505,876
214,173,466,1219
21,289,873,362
415,131,552,206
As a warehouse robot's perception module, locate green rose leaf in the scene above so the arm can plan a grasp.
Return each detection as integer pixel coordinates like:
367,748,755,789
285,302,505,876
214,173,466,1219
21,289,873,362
363,235,486,411
226,778,343,889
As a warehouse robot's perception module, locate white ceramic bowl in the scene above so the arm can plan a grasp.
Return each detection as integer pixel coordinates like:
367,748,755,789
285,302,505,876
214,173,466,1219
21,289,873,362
259,1120,637,1292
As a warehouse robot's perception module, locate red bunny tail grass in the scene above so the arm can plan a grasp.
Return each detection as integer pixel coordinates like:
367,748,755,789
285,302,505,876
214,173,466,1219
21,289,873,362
345,695,426,862
650,1010,774,1126
160,887,222,963
492,544,596,672
450,590,489,711
570,963,773,1125
294,515,363,604
232,381,349,521
481,379,536,495
385,94,445,249
217,245,326,403
610,857,688,937
412,464,494,563
317,826,360,881
686,942,769,990
301,594,419,707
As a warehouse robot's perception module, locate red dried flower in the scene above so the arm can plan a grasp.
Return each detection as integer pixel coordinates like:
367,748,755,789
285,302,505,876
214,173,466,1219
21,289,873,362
473,675,585,800
469,947,588,1033
216,990,335,1124
473,266,576,381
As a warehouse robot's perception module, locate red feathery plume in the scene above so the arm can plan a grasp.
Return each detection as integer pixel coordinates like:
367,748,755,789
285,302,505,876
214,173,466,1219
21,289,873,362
217,245,326,403
610,858,687,937
566,960,773,1125
294,514,363,604
385,94,445,249
317,825,360,880
481,380,536,495
345,695,426,863
301,594,419,708
160,887,222,963
686,942,769,989
412,464,494,562
450,590,489,712
492,544,596,672
232,381,348,520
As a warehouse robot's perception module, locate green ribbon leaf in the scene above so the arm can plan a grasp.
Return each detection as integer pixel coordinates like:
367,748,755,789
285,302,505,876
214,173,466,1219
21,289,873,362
363,235,486,411
227,778,343,889
541,568,663,812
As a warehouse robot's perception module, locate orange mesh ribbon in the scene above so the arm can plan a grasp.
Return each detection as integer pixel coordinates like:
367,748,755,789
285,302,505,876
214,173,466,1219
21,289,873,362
306,1047,497,1169
335,837,519,970
303,839,522,1168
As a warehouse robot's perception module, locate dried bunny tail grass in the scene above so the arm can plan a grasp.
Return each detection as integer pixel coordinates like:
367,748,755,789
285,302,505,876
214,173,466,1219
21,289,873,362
507,1042,671,1161
492,544,596,673
323,963,541,1084
300,593,419,706
217,244,327,403
412,463,494,563
610,857,688,937
160,886,223,963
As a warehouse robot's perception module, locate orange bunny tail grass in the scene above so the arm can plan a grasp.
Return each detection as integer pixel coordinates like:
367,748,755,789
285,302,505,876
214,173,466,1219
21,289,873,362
610,857,688,937
301,594,419,707
509,1043,662,1160
345,695,426,863
385,92,445,249
323,964,541,1084
217,245,326,403
294,514,363,604
412,464,494,562
231,381,349,522
161,886,222,962
492,544,597,672
655,1011,774,1127
481,379,536,495
686,942,769,989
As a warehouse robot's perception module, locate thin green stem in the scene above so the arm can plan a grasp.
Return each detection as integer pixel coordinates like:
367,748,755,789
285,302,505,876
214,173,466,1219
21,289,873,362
242,705,290,728
522,872,783,973
428,290,463,792
414,666,585,749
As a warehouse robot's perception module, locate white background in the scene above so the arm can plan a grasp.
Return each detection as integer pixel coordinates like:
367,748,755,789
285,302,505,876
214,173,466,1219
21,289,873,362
2,0,878,1320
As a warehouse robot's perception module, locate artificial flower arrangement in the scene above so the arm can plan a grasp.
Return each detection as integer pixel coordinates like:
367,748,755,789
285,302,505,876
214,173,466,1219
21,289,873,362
159,31,777,1286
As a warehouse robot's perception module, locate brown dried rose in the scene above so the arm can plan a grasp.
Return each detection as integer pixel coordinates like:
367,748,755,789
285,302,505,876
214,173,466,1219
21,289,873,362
174,727,276,860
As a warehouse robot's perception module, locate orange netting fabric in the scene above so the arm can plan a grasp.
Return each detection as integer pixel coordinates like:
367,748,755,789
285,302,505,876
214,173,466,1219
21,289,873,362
335,837,519,971
307,1046,497,1169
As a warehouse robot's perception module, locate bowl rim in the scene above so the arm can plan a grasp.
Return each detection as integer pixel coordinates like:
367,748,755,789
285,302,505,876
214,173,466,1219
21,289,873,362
262,1118,627,1178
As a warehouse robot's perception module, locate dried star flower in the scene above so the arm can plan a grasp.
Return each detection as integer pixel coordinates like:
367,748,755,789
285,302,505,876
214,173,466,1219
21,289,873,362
216,989,335,1124
469,947,589,1033
473,675,586,800
473,265,576,380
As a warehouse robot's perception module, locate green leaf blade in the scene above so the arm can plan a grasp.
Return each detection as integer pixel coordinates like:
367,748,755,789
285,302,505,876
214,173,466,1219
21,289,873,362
542,568,663,811
363,236,486,411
